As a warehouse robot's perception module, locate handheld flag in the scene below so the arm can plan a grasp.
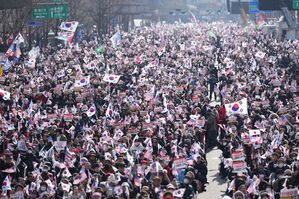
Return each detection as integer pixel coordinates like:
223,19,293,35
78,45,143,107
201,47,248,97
59,21,79,32
103,74,121,84
145,85,155,101
225,98,248,116
110,31,121,48
173,188,185,197
2,175,11,193
62,167,72,178
105,103,113,118
4,33,24,59
65,148,75,167
74,76,90,87
14,33,25,44
61,182,71,192
0,89,10,100
86,105,96,117
73,169,87,185
86,61,97,70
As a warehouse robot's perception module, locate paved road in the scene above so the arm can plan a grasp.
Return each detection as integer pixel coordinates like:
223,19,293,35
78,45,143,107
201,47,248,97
197,148,227,199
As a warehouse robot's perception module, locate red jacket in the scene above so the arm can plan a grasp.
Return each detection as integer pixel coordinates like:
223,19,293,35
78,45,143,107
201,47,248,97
216,105,226,124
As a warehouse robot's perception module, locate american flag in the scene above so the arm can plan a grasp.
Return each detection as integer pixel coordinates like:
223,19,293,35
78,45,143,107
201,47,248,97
65,148,75,167
73,169,87,185
5,47,14,58
144,85,155,101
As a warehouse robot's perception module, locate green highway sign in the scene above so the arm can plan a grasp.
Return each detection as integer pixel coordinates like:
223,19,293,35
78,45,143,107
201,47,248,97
293,0,299,9
32,4,68,19
51,0,65,2
48,4,68,19
32,6,48,19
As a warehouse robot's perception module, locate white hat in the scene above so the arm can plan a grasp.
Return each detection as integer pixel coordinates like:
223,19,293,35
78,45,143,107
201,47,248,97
80,157,89,165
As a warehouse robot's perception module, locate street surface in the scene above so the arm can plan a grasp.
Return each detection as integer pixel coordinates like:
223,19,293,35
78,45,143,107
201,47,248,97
197,148,227,199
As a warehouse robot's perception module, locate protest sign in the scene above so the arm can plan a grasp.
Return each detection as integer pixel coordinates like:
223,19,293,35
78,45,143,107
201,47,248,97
249,129,262,145
241,133,251,144
232,161,247,172
173,158,188,170
54,141,67,151
64,114,74,121
280,188,299,199
47,114,57,120
231,150,245,161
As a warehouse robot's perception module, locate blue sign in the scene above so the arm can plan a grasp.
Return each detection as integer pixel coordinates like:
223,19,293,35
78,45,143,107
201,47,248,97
26,20,43,27
249,0,272,14
249,0,260,14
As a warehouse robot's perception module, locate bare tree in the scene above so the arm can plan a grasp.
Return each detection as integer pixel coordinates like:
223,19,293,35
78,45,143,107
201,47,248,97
0,6,31,36
67,0,89,21
87,0,111,35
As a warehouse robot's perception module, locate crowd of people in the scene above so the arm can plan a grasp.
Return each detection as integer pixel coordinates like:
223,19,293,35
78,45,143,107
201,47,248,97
0,21,298,199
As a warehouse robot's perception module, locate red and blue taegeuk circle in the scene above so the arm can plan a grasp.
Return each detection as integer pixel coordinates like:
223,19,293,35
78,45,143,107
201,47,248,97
65,23,72,28
80,78,86,83
232,103,239,111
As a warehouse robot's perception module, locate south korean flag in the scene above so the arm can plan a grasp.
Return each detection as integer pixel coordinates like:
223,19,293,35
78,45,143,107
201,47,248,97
225,98,248,116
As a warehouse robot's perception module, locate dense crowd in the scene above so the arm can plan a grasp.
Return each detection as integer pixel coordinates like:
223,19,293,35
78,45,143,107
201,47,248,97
0,21,298,199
